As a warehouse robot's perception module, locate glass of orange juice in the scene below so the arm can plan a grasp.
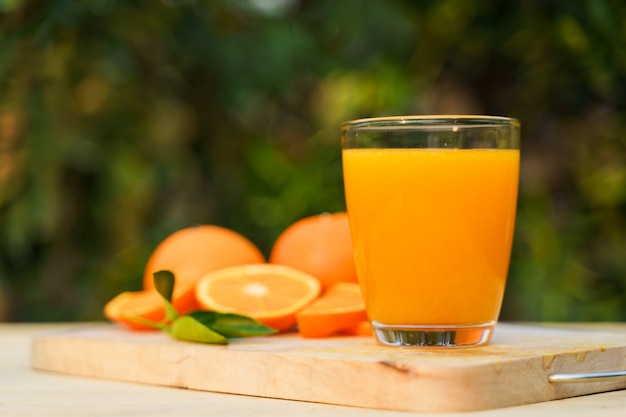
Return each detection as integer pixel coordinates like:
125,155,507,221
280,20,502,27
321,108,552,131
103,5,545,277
341,115,520,347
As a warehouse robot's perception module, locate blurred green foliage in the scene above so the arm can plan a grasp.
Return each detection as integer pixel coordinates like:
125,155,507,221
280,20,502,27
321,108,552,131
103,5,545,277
0,0,625,322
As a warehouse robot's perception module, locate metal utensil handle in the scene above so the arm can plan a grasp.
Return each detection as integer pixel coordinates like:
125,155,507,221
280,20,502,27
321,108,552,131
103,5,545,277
548,370,626,383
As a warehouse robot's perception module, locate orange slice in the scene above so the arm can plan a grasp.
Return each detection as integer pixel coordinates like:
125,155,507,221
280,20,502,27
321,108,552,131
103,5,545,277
104,282,199,330
194,264,322,332
296,282,368,338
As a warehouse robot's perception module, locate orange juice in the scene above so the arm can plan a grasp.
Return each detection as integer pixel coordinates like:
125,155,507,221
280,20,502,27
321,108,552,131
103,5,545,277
342,148,519,326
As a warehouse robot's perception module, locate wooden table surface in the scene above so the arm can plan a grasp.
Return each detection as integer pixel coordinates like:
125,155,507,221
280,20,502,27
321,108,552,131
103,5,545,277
3,322,626,417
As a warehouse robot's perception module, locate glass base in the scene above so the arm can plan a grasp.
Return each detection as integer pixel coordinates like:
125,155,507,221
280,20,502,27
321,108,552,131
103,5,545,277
372,321,495,348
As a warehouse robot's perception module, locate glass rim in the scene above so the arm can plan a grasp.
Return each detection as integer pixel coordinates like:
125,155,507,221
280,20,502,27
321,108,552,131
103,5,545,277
342,115,520,130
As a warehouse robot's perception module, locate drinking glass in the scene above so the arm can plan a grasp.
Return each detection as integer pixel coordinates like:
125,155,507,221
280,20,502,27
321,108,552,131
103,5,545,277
341,115,520,347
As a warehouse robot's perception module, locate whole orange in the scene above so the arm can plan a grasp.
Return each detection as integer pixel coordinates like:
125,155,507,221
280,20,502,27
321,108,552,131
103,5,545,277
269,212,358,290
143,225,265,290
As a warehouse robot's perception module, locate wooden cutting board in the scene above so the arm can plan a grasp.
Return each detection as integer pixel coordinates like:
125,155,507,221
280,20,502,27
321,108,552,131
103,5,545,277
31,323,626,413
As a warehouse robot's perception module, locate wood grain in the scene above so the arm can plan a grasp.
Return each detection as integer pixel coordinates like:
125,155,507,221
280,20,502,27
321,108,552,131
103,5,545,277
31,323,626,413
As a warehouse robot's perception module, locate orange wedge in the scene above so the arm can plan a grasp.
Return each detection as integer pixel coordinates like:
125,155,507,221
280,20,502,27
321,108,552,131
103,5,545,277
296,282,368,338
339,320,373,336
104,282,199,330
194,264,322,332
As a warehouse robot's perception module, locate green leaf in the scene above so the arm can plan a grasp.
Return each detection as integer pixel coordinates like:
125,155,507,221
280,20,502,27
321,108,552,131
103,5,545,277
186,310,278,338
168,315,228,345
153,270,175,301
153,270,178,323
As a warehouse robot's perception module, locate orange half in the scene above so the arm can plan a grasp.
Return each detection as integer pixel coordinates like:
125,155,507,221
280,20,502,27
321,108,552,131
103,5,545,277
195,264,322,332
296,282,368,338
